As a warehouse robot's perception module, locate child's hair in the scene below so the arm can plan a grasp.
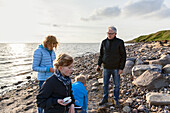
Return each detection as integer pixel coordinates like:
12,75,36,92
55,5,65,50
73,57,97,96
75,75,86,85
42,35,58,50
53,54,73,69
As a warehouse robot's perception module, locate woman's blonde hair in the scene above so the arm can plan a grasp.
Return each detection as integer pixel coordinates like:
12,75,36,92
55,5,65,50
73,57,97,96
54,54,73,69
42,35,58,50
75,75,86,85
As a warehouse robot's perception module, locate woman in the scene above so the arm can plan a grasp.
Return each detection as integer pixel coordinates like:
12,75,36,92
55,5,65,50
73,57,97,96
37,54,75,113
72,75,88,113
32,35,58,113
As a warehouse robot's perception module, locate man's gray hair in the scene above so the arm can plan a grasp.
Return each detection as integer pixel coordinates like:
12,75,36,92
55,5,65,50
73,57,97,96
108,26,117,33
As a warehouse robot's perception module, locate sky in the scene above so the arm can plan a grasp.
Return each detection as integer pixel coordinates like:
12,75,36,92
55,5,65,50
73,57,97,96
0,0,170,43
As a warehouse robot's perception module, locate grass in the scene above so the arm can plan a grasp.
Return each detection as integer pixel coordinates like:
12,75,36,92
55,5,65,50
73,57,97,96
126,30,170,43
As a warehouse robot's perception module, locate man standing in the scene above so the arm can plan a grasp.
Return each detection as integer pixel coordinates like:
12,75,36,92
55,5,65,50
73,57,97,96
97,26,126,106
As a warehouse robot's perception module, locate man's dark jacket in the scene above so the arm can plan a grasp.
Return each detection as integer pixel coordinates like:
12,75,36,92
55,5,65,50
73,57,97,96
98,37,126,70
37,74,75,113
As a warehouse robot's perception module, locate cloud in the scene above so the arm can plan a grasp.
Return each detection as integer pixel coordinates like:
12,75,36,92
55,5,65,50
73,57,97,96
81,6,121,21
123,0,164,16
82,0,170,21
154,7,170,18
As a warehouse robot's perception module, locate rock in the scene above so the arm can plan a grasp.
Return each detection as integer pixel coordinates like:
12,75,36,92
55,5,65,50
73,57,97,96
123,106,131,113
135,58,143,65
92,82,99,86
98,78,103,84
124,98,133,105
146,92,170,105
1,85,7,89
13,81,23,86
132,70,169,90
26,76,31,79
149,54,170,66
132,64,162,77
123,60,134,75
132,108,138,113
91,86,98,92
163,64,170,74
126,57,136,62
88,75,93,79
137,105,145,112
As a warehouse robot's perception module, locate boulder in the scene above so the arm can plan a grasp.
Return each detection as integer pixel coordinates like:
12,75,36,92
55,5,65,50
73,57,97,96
123,60,135,75
126,57,136,62
135,58,143,65
149,54,170,66
146,92,170,105
132,70,169,90
132,64,162,77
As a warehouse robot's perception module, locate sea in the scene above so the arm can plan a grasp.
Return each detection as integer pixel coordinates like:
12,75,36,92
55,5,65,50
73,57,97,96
0,43,132,95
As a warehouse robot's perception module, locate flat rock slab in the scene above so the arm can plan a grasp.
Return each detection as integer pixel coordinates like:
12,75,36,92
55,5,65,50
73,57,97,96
146,92,170,105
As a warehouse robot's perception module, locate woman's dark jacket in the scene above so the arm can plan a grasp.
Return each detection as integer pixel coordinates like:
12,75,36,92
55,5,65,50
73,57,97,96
36,74,75,113
98,37,126,70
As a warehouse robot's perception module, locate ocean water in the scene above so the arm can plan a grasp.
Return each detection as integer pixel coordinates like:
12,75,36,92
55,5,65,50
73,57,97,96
0,43,100,95
0,43,132,95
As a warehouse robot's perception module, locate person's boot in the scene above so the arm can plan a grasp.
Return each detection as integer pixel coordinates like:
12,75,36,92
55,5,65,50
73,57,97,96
99,99,108,105
113,99,120,108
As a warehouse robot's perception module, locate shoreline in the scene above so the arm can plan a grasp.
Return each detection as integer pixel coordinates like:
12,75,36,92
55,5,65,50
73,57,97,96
0,42,170,113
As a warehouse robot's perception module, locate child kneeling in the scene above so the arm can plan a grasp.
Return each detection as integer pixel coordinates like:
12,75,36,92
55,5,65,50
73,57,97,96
72,75,88,113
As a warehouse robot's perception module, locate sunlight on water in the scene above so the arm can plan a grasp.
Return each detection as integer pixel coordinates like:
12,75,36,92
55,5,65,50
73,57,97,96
8,44,25,56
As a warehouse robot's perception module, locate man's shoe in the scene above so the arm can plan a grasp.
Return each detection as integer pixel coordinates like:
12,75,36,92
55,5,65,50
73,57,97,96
99,99,108,105
112,99,119,106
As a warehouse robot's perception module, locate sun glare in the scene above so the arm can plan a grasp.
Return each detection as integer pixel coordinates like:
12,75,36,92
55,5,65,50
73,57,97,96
8,44,25,56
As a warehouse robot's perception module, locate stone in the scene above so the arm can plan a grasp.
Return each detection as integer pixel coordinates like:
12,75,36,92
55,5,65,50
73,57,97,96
123,60,134,75
91,86,98,92
132,108,138,113
98,78,103,84
135,58,143,65
149,54,170,66
163,64,170,74
137,105,145,112
124,98,133,105
146,92,170,105
132,70,169,90
123,106,131,113
132,64,162,77
92,82,99,86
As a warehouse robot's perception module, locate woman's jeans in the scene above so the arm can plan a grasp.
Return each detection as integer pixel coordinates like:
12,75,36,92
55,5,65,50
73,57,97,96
38,81,45,113
103,68,120,103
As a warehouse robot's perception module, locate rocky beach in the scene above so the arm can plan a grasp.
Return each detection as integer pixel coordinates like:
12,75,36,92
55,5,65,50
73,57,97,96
0,41,170,113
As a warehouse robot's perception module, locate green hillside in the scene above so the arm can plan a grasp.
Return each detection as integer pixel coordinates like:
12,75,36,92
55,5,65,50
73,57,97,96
126,30,170,43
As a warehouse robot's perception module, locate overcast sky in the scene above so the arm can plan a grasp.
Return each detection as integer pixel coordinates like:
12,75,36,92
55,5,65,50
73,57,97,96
0,0,170,43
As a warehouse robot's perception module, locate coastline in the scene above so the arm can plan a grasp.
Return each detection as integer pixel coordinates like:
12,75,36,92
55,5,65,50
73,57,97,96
0,42,170,113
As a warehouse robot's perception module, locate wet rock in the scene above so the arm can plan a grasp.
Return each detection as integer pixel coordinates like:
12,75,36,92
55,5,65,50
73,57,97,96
13,81,23,86
1,85,7,89
26,76,31,79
